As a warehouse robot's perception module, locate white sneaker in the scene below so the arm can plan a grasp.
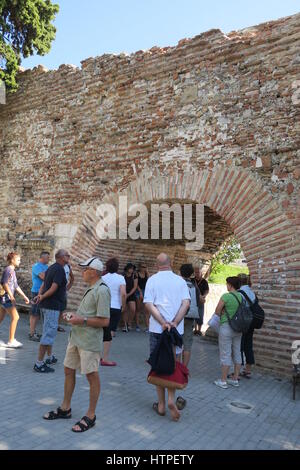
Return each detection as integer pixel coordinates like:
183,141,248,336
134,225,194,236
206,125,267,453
214,379,228,389
6,339,23,349
227,378,239,387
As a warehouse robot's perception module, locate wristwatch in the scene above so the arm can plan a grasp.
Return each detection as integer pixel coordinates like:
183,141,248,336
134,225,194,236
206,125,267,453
83,317,88,326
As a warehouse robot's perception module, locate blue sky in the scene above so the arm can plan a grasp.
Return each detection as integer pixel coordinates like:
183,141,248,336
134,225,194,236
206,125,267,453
22,0,300,70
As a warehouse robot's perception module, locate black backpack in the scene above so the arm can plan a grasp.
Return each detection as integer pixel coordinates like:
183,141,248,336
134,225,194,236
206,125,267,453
225,292,253,334
238,290,265,330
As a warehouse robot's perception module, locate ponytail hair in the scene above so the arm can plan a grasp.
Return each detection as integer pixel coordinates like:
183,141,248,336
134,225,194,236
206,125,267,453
7,252,19,264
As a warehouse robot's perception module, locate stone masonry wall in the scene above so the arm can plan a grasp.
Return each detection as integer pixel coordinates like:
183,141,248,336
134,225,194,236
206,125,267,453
0,13,300,374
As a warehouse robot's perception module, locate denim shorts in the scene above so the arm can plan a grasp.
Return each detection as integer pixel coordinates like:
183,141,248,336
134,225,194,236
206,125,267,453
40,308,60,346
149,332,161,354
135,289,145,300
31,292,40,316
0,299,13,309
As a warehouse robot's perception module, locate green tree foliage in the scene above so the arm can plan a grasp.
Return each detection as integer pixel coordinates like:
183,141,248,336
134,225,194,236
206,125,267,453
0,0,59,91
209,236,243,277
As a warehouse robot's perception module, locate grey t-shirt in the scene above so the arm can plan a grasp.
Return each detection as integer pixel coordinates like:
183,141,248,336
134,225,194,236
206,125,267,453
239,285,256,306
1,266,19,303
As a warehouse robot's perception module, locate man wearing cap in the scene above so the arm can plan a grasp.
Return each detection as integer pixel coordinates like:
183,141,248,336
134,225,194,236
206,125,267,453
43,257,111,433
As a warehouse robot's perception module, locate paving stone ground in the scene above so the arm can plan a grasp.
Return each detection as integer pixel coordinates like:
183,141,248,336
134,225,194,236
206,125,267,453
0,313,299,450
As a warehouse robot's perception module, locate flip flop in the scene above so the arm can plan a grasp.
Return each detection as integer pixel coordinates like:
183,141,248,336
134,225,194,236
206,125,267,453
240,370,251,379
176,396,187,410
152,402,165,416
100,359,117,366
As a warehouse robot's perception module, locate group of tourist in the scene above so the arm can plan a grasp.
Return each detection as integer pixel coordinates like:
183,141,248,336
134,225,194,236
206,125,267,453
0,249,258,431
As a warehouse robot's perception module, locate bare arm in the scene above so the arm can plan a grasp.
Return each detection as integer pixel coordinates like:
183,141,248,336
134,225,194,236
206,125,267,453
120,285,127,311
215,299,225,316
144,302,170,330
3,283,15,303
15,287,30,304
127,278,138,297
64,314,109,329
38,272,46,281
171,299,191,327
67,268,74,291
37,282,58,303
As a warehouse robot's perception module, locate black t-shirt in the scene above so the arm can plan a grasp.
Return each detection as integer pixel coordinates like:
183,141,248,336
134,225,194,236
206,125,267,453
125,273,137,294
195,278,209,295
137,273,148,291
39,263,67,311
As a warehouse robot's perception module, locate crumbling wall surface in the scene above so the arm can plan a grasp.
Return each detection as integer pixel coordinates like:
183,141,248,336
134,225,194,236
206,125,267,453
0,13,300,374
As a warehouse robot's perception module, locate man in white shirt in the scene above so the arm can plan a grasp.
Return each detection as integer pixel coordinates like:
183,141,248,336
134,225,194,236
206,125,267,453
144,253,190,421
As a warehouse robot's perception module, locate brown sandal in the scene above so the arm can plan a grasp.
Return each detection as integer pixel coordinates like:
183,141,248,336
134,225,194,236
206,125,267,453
152,402,165,416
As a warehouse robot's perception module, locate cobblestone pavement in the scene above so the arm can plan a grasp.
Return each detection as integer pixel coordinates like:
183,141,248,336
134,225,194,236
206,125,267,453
0,314,299,451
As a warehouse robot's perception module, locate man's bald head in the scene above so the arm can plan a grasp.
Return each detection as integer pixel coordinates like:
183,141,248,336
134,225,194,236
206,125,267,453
157,253,171,270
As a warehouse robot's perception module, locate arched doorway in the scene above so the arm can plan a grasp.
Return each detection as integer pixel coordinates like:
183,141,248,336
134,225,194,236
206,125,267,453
69,166,300,375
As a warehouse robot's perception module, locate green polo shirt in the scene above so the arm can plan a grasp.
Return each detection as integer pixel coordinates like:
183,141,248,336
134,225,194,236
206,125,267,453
69,278,111,352
220,292,243,325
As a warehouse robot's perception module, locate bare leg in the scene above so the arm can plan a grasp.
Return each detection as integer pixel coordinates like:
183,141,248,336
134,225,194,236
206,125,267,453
86,371,100,417
233,363,241,380
167,388,180,421
46,346,52,357
72,371,100,432
155,385,166,415
145,311,150,329
128,301,136,328
61,367,76,410
182,350,191,367
122,304,129,328
101,341,116,364
0,306,6,326
221,365,230,382
136,298,143,327
38,344,49,362
29,315,39,336
7,307,19,342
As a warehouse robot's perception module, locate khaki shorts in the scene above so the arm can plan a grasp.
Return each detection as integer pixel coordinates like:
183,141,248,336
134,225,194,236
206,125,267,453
64,343,101,375
183,318,194,352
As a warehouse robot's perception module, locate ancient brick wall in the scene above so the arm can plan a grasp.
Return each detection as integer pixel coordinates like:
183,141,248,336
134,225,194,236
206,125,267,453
0,13,299,375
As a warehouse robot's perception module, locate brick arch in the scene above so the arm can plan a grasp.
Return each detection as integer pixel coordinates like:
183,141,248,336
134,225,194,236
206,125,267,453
70,165,300,375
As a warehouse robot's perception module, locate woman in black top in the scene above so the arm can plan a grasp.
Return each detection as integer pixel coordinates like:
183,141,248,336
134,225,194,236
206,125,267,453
135,263,149,332
122,263,138,332
193,266,209,336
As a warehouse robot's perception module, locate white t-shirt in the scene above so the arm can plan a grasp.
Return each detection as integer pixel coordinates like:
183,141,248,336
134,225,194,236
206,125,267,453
64,264,71,283
102,273,126,309
143,270,190,335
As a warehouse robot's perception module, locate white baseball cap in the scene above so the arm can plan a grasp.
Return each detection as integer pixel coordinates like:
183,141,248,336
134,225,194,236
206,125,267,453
78,257,104,271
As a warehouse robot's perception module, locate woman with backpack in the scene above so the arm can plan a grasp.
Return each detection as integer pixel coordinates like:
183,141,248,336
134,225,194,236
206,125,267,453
237,273,256,379
0,252,30,348
214,276,243,389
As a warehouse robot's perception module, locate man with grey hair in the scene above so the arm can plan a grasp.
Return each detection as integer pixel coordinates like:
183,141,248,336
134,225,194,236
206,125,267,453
33,249,69,373
144,253,190,421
